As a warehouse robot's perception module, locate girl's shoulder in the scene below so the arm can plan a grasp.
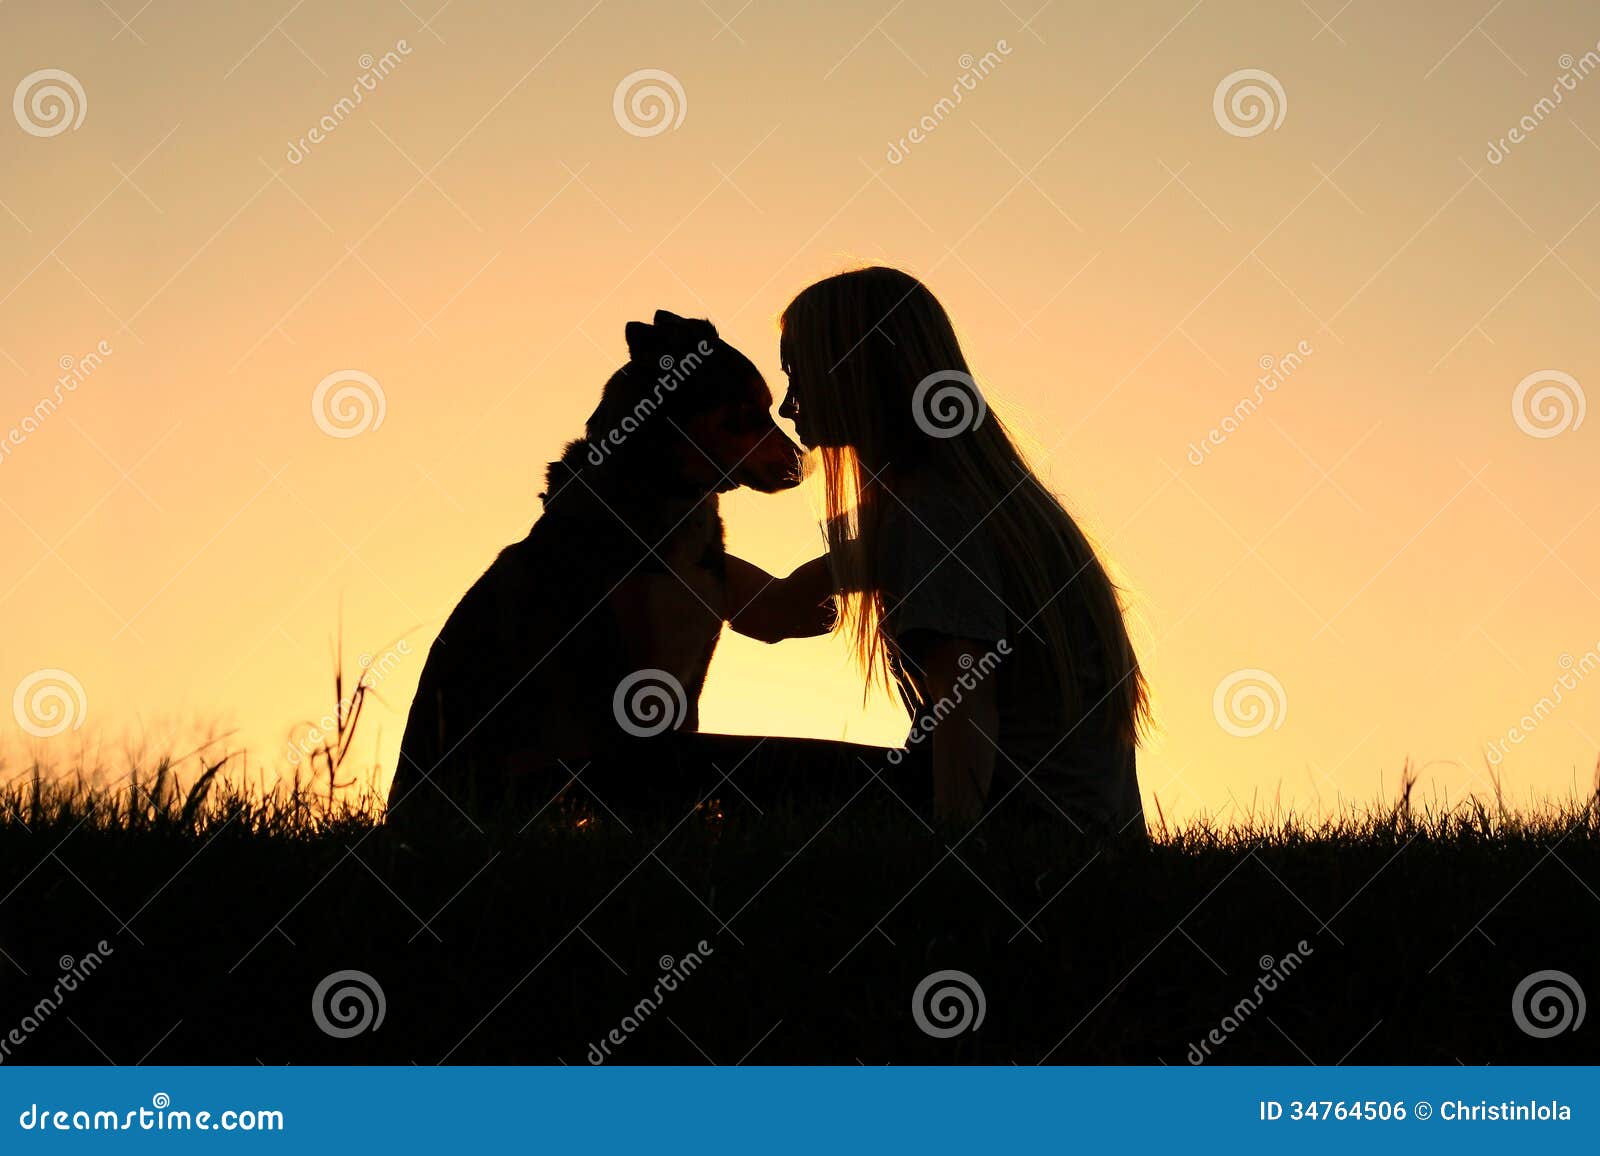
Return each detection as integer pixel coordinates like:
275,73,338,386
878,467,990,542
875,467,1007,642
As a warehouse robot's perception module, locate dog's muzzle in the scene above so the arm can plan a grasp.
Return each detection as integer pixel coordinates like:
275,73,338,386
740,425,805,492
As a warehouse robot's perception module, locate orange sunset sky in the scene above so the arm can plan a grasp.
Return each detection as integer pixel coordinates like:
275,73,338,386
2,0,1597,824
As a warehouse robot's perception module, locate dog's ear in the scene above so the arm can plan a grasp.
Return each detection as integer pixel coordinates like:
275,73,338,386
626,312,719,360
624,319,656,358
651,310,718,340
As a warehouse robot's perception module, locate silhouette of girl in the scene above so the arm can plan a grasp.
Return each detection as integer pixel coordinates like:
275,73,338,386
725,267,1149,836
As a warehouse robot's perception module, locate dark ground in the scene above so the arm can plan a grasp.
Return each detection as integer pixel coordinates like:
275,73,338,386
1,776,1596,1066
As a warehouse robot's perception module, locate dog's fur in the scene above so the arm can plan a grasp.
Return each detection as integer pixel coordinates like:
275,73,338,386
389,312,801,822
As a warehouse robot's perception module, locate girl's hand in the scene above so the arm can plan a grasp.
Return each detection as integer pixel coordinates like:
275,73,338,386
725,554,836,643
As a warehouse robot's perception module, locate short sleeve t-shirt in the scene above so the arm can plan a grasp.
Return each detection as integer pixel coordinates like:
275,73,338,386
873,468,1144,838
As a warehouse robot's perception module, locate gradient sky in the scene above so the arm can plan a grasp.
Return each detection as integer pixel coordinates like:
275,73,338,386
3,0,1597,825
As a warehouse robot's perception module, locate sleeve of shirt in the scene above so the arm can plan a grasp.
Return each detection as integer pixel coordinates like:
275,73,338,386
879,491,1008,645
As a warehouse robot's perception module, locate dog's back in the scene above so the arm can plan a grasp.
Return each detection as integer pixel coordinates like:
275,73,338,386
391,481,727,817
390,514,622,818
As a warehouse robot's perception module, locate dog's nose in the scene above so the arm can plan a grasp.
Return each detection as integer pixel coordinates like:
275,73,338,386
752,425,803,490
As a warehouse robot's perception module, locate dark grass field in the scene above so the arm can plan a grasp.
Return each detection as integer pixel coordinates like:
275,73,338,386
1,765,1597,1066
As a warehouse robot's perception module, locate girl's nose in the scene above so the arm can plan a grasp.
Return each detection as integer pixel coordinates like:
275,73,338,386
778,385,798,422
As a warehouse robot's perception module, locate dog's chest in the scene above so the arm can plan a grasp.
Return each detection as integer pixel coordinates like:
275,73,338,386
609,497,726,708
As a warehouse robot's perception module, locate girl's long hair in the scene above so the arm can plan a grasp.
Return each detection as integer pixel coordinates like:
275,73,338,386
779,266,1149,745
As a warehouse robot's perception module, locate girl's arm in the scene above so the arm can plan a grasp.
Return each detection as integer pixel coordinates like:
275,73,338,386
724,554,835,643
918,632,1000,823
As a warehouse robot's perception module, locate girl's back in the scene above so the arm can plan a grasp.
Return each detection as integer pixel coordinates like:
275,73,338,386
876,467,1144,837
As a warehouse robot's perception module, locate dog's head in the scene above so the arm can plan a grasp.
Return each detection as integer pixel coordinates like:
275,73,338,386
582,310,802,494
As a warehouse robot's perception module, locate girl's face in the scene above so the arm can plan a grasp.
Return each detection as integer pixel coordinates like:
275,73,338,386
777,371,812,448
779,326,853,451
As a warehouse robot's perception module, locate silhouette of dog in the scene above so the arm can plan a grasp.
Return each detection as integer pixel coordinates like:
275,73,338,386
389,311,802,823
